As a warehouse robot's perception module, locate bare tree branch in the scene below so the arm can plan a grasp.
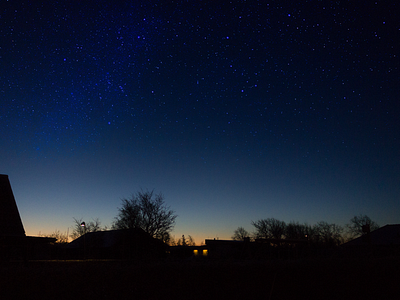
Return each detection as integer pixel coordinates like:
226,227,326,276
113,189,177,241
346,214,379,239
70,217,102,240
232,227,250,241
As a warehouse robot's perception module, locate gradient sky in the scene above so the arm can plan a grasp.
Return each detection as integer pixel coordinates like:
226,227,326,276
1,1,399,244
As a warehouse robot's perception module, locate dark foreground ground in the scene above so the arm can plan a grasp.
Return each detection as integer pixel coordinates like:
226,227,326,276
1,257,399,300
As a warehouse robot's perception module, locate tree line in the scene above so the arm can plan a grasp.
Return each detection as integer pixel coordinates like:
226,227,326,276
232,215,380,246
43,189,379,247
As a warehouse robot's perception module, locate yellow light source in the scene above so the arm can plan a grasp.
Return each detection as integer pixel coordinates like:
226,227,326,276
193,249,198,256
202,249,208,256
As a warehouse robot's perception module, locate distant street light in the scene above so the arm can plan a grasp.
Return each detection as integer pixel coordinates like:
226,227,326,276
81,222,86,259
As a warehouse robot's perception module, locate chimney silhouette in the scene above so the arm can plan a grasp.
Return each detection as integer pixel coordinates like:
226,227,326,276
0,174,26,236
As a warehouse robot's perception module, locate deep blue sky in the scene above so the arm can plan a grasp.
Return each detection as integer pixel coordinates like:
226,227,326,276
1,1,399,243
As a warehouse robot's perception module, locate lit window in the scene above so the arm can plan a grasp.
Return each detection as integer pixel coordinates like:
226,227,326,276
202,249,208,256
193,249,198,256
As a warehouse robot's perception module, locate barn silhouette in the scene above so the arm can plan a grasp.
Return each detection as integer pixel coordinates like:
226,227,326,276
0,174,26,237
0,174,55,261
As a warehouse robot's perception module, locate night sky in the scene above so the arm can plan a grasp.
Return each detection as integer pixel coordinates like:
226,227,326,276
1,1,399,243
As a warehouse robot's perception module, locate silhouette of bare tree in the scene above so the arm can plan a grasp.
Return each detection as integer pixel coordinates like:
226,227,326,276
232,226,250,241
346,214,379,239
42,230,69,243
113,189,177,241
312,221,344,246
252,218,286,239
285,221,311,240
70,217,102,240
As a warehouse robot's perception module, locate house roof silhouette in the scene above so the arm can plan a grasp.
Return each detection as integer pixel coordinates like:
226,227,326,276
0,174,56,255
66,229,154,249
65,228,168,260
344,224,400,246
0,174,26,237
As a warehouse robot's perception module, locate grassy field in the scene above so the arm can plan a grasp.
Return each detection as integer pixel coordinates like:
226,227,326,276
1,257,399,299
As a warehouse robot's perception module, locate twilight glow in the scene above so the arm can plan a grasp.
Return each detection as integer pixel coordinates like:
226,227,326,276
1,1,399,243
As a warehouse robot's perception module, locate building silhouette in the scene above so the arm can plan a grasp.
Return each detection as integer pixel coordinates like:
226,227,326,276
342,224,400,257
0,174,55,261
63,228,168,260
0,174,26,237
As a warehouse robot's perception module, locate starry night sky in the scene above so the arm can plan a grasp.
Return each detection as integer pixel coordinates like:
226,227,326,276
1,1,399,243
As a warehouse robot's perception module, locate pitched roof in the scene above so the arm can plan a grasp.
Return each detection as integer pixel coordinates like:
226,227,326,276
66,228,160,249
0,174,26,236
67,230,126,248
344,224,400,246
